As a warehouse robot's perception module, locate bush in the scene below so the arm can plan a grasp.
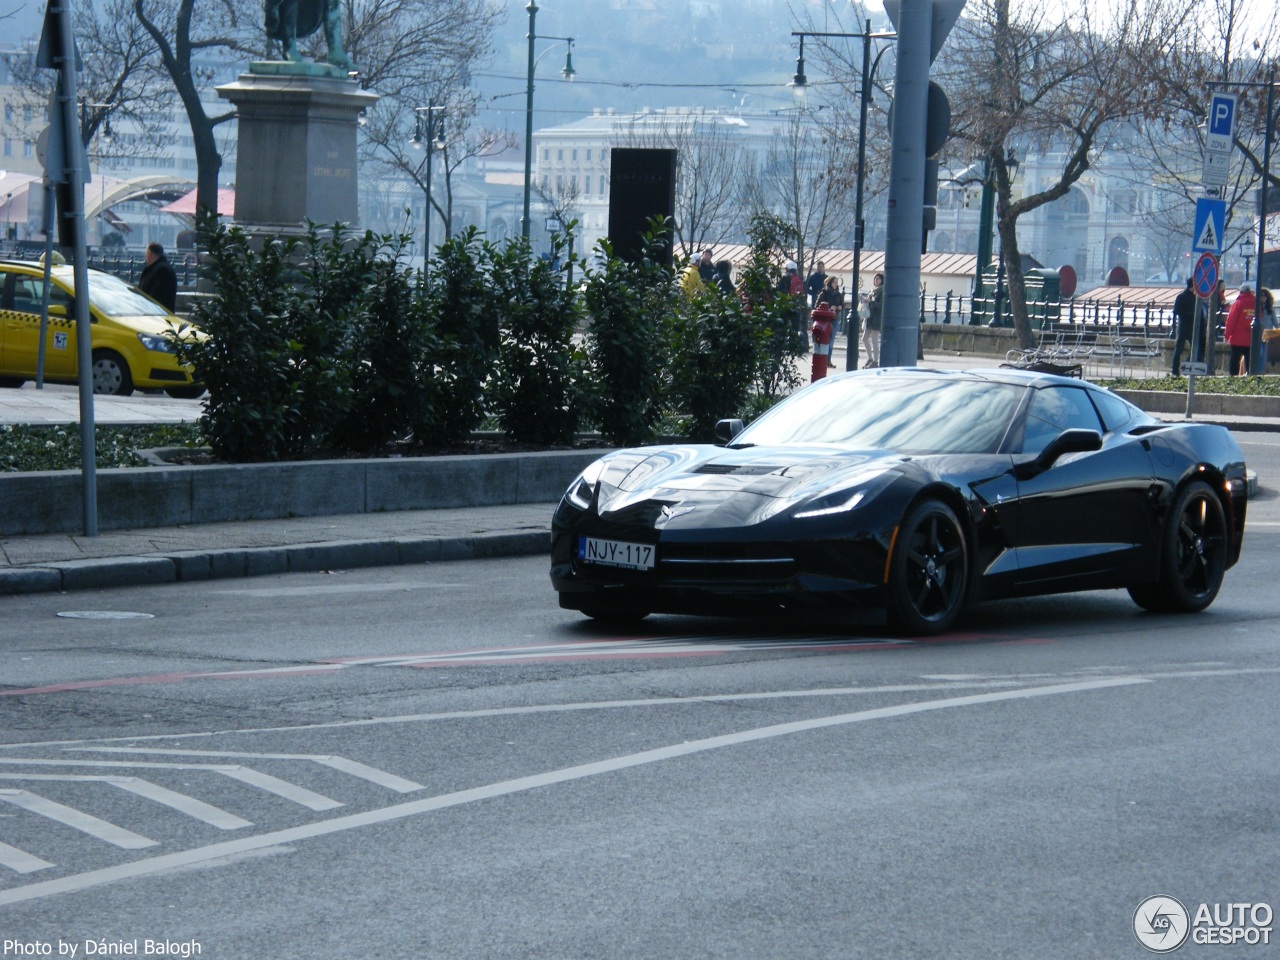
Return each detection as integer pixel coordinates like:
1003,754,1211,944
175,222,309,461
489,231,587,444
416,229,498,446
582,227,675,446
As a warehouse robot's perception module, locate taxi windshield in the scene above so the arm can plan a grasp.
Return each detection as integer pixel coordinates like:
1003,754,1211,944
58,269,172,317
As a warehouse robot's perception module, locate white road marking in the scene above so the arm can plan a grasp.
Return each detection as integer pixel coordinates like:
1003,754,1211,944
0,677,1146,907
0,760,341,812
214,583,453,597
0,841,54,874
71,749,425,794
0,790,157,850
0,773,251,830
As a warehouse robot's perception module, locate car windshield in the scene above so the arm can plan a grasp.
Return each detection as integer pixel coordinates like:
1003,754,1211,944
59,269,172,317
735,375,1025,455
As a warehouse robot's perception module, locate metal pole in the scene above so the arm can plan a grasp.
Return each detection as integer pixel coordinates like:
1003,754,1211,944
846,25,872,373
521,0,537,241
1251,72,1274,375
50,0,96,534
880,0,930,368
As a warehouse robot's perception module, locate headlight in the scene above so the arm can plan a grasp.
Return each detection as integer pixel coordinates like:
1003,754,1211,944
137,332,177,354
792,467,891,519
564,459,605,510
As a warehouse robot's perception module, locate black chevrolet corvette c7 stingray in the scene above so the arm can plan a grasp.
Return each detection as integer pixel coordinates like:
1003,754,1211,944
550,368,1248,636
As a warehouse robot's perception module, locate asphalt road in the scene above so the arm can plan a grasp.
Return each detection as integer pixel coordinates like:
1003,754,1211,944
2,432,1279,959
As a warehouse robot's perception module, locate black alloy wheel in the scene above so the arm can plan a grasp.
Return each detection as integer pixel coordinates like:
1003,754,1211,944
1128,480,1227,613
886,498,969,636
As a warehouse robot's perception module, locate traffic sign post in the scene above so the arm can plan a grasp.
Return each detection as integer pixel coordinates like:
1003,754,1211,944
1186,252,1220,418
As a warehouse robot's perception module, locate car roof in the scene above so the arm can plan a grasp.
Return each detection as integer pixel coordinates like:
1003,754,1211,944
837,366,1093,390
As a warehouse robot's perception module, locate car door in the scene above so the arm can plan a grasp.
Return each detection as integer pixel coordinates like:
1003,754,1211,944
0,270,79,381
1010,384,1157,589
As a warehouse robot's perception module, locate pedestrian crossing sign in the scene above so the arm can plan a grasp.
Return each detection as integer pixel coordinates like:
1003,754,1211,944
1191,197,1226,254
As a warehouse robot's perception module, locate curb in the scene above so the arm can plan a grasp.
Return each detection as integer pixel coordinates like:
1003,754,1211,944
0,529,551,597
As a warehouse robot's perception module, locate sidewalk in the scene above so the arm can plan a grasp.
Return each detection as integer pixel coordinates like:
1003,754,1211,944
1,344,1274,597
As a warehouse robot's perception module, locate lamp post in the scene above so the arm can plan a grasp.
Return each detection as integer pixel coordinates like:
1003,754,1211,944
991,149,1018,328
1242,231,1256,282
790,26,895,371
411,103,446,273
522,1,575,241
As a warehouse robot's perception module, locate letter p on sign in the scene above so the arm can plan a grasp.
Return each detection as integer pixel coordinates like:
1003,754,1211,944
1206,92,1237,153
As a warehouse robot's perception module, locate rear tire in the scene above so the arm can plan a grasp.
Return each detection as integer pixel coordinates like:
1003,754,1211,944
91,350,134,397
885,498,969,636
1128,480,1227,613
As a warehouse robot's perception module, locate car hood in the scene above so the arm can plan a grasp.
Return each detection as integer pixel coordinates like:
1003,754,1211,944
101,313,193,336
594,444,906,517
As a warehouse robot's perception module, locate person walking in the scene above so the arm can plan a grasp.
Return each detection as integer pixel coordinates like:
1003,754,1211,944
713,259,736,297
862,272,884,368
1224,282,1256,376
138,241,178,313
817,276,844,369
805,260,827,308
1170,277,1195,376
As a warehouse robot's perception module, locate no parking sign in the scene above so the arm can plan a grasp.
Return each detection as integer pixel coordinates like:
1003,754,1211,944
1193,252,1219,300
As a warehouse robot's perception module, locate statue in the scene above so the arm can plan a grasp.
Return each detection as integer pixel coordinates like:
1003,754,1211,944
264,0,354,71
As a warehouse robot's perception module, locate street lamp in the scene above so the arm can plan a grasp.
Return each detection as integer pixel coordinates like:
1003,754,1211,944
992,148,1018,328
790,26,895,371
522,1,575,241
1242,231,1256,282
411,103,446,273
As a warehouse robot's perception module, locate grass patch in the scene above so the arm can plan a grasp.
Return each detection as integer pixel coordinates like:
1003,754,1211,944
1096,376,1280,396
0,423,205,473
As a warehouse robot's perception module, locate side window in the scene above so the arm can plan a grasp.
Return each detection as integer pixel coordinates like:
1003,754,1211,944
1021,386,1104,455
1090,389,1137,432
8,276,74,316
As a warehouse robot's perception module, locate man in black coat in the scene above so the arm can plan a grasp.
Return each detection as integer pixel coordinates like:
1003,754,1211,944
138,241,178,313
1170,277,1196,375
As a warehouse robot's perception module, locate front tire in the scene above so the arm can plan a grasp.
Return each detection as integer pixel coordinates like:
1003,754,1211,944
886,498,969,636
164,386,206,399
91,350,134,396
1128,480,1227,613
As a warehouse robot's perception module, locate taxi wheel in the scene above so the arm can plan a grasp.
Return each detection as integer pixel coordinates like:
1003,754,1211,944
164,386,206,399
91,350,134,397
0,377,26,388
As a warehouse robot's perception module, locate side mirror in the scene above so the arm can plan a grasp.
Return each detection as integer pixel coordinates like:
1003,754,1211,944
46,304,68,318
715,418,745,445
1016,428,1102,479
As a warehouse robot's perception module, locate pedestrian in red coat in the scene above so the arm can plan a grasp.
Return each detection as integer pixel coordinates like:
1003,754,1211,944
1224,283,1256,376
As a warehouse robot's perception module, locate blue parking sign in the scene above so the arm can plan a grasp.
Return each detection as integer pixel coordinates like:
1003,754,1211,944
1206,92,1237,153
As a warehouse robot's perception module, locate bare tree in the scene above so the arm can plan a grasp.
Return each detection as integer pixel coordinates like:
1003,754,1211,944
618,111,750,260
360,91,518,248
741,109,857,280
937,0,1196,348
1142,0,1280,260
133,0,256,219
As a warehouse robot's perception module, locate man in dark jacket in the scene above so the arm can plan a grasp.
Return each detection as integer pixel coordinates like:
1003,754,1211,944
138,242,178,312
1170,277,1196,375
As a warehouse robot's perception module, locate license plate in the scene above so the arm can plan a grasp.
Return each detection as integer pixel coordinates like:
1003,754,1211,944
577,536,655,571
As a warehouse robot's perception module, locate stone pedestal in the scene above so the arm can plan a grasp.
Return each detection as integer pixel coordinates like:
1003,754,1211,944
217,69,378,231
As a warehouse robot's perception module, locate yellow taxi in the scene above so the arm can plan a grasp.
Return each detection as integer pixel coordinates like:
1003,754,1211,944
0,259,202,397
